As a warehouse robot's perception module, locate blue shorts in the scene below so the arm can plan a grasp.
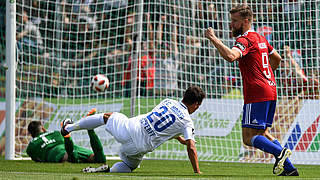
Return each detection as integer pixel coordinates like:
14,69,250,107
241,100,276,129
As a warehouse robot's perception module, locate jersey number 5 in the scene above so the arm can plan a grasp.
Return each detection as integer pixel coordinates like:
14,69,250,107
147,106,176,132
262,52,271,79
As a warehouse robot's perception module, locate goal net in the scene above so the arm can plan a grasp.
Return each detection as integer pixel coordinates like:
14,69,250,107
7,0,320,164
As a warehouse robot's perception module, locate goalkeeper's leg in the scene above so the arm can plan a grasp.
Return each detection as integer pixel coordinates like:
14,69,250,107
64,136,80,163
82,108,106,163
88,129,106,163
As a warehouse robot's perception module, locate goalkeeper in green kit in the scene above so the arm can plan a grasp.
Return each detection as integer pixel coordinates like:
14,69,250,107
26,108,106,163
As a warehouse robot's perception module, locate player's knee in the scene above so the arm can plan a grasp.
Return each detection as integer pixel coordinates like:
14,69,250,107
242,137,252,146
242,129,254,146
262,129,275,141
91,154,106,163
103,113,113,124
110,162,133,173
87,154,95,162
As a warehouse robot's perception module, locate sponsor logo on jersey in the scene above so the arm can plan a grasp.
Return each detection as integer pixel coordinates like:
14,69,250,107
252,119,258,124
235,42,246,51
258,43,267,49
170,106,185,119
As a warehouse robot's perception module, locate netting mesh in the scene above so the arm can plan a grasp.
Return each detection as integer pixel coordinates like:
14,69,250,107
1,0,320,164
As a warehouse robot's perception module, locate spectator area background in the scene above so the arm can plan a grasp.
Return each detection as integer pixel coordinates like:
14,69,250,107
0,1,318,99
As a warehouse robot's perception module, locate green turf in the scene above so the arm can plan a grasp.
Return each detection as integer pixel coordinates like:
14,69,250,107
0,158,319,180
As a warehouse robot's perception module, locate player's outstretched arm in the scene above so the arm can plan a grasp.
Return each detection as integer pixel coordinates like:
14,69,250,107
186,139,201,174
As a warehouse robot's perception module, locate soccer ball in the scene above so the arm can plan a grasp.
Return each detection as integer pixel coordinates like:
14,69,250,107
91,74,109,92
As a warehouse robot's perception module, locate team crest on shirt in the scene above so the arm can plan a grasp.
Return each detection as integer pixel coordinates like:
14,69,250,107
235,42,246,51
268,80,276,86
258,43,267,49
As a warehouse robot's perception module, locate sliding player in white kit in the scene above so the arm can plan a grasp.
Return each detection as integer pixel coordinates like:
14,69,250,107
61,85,205,174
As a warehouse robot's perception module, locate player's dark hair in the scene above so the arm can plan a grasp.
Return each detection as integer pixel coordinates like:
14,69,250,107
28,121,42,138
230,4,253,22
182,85,206,105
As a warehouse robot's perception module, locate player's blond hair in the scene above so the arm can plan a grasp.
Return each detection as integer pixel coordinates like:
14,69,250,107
230,4,253,22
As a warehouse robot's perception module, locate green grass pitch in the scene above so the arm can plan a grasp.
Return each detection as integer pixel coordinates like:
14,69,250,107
0,157,319,180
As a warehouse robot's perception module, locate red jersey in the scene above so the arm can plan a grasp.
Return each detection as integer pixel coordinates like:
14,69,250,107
233,30,277,104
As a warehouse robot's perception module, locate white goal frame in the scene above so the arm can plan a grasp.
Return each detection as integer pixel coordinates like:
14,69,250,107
5,0,320,164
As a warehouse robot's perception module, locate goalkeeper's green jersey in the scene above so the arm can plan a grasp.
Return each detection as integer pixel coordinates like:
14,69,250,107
26,131,66,162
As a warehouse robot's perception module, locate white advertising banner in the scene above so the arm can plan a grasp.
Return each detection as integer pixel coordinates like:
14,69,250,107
282,99,320,164
0,102,21,137
191,99,243,137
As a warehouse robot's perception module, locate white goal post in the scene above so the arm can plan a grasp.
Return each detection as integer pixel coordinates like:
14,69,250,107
5,0,16,160
5,0,320,164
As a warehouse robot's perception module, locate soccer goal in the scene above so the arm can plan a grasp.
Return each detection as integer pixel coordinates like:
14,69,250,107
5,0,320,164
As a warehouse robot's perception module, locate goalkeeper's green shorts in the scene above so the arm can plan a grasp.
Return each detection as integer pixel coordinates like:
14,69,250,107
46,145,67,162
68,145,94,163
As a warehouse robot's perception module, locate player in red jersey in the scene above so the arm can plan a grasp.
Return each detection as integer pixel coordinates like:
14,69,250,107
205,4,298,176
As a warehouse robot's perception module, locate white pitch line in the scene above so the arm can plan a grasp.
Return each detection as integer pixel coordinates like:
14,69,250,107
0,171,205,180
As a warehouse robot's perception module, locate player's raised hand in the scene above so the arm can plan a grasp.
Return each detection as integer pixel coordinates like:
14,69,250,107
205,27,216,41
284,45,291,58
144,12,150,20
161,15,166,22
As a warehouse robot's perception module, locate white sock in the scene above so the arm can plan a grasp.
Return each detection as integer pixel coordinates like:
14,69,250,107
65,113,105,132
110,162,132,173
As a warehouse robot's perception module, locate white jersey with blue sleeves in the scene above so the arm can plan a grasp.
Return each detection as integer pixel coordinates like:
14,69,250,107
128,99,195,153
